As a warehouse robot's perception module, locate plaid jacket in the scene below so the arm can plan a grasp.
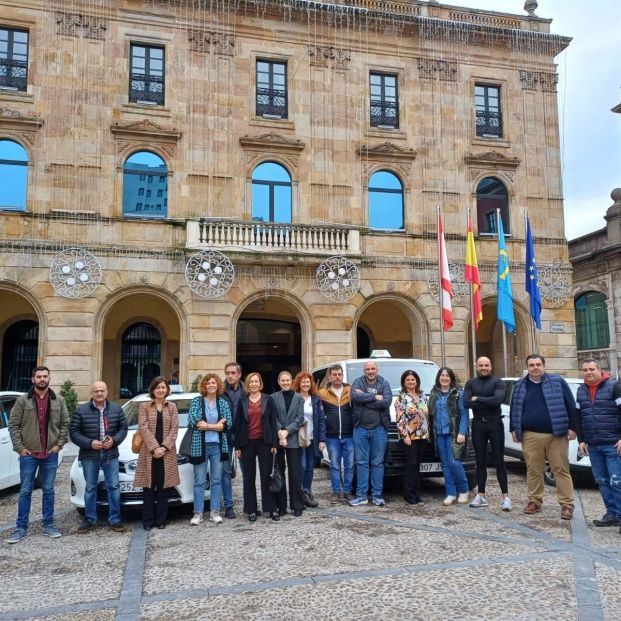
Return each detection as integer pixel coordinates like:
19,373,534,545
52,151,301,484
187,395,232,463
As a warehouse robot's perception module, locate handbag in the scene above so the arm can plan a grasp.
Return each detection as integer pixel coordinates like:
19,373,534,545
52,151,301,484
179,425,193,458
131,430,143,454
268,453,284,493
298,421,310,448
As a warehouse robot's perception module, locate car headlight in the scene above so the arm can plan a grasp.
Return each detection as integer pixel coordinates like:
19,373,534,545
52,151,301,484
126,459,138,473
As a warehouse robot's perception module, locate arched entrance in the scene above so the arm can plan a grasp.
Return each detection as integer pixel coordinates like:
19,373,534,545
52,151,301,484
101,293,181,399
467,298,530,377
236,297,302,393
0,288,41,391
355,296,428,359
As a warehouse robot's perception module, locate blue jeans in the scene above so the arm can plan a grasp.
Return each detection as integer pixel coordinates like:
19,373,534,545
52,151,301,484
82,455,122,525
326,436,354,493
589,444,621,519
353,426,388,498
299,442,316,492
17,452,59,530
193,443,222,513
221,458,233,510
436,434,468,496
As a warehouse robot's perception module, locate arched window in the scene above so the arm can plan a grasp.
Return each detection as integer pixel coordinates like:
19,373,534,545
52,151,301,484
368,170,404,230
1,319,38,392
575,291,610,350
251,162,292,223
0,139,28,211
120,322,161,398
123,151,167,218
476,177,509,235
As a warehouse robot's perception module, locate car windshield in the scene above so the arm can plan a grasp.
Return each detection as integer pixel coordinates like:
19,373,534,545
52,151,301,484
346,361,439,396
122,398,194,429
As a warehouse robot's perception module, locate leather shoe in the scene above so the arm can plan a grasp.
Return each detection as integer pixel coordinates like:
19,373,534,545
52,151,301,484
293,509,303,517
523,501,542,515
561,504,574,520
248,513,257,522
156,523,166,529
592,513,620,527
270,513,280,522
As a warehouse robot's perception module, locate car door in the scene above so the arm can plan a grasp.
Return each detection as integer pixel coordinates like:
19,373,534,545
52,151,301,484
501,379,523,458
0,397,19,489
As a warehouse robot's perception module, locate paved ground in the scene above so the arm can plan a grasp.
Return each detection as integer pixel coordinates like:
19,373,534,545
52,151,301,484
0,458,620,621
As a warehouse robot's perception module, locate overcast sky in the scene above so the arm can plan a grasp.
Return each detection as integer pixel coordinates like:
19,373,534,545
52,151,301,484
447,0,621,240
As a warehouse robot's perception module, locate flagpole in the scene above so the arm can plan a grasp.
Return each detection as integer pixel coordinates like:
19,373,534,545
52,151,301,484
498,208,509,375
467,207,477,373
437,206,446,366
525,210,538,354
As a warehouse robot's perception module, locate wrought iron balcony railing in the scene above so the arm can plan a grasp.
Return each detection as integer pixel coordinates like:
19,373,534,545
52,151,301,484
370,101,398,128
129,73,164,105
0,59,27,91
475,110,503,138
256,87,287,118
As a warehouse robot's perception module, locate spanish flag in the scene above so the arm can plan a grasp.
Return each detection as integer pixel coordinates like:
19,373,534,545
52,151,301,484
465,216,483,331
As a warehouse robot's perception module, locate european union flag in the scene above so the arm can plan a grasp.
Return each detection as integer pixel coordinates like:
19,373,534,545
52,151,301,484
497,215,516,333
525,216,542,329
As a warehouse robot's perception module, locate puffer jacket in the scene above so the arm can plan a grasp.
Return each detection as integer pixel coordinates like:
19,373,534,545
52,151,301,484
318,383,353,438
576,378,621,445
70,399,128,460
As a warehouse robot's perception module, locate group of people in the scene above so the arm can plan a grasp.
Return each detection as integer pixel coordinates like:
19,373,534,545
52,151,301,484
5,353,621,543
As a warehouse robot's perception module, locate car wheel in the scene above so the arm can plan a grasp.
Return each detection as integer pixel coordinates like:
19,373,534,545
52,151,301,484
466,471,478,490
543,461,556,487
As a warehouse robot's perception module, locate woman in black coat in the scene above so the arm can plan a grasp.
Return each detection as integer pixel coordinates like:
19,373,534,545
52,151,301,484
233,372,279,522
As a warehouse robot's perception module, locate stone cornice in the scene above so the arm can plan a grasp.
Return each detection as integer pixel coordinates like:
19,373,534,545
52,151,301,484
239,132,305,153
357,142,417,160
0,107,44,131
465,151,520,169
110,119,181,143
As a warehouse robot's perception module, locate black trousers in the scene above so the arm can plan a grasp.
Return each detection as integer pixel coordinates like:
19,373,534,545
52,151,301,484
240,439,274,515
471,417,508,494
142,458,169,527
276,447,304,513
403,440,425,502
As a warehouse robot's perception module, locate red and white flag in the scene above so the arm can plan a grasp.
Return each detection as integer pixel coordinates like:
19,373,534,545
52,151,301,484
438,211,454,331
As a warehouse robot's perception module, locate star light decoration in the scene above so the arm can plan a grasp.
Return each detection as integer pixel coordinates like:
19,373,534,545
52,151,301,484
185,249,235,298
49,248,102,298
316,256,360,302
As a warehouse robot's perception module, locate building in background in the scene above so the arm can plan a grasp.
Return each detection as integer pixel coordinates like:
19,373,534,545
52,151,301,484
0,0,574,398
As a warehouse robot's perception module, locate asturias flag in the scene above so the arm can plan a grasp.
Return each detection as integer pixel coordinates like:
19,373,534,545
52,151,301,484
525,216,542,330
496,215,515,333
465,216,483,331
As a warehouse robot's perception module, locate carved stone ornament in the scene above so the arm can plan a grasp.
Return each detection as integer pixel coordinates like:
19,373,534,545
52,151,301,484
308,44,352,69
56,12,108,40
519,70,558,92
188,30,235,55
110,120,181,154
465,151,521,170
0,107,44,132
427,261,468,303
239,132,306,154
316,256,361,302
417,58,457,82
49,248,102,298
357,142,417,161
185,249,235,298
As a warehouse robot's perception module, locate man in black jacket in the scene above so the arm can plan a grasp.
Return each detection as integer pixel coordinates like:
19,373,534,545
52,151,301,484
70,381,128,533
463,357,511,511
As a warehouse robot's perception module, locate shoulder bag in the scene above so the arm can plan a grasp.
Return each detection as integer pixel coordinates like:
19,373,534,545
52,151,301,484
298,420,310,448
268,453,284,493
131,430,143,454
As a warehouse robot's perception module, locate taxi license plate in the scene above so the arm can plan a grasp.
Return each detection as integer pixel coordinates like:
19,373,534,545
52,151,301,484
419,462,443,473
120,482,138,493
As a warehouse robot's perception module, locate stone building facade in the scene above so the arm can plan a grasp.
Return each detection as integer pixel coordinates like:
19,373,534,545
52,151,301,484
0,0,575,399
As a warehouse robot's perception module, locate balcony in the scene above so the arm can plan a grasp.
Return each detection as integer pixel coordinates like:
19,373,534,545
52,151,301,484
186,219,360,256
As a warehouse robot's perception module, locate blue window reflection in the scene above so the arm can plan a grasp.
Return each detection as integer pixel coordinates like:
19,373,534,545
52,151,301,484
368,170,403,230
251,162,291,223
123,151,167,218
0,139,28,211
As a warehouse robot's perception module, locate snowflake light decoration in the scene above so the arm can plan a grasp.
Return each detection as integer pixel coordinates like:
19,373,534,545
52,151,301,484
185,250,235,298
539,261,572,308
427,261,468,303
316,256,360,302
49,248,102,298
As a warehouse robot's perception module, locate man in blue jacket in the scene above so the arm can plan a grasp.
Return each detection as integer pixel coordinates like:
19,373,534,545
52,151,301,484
575,358,621,532
510,354,577,520
70,381,128,533
349,361,392,507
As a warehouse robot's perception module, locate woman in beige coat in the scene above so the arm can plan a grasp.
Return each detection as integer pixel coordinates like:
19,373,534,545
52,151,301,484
134,376,180,530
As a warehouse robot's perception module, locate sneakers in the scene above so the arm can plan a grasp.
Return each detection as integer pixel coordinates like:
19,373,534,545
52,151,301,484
349,496,369,506
457,493,469,504
443,495,457,506
501,497,513,512
190,512,203,525
523,501,542,515
42,525,62,538
560,504,574,520
344,492,355,502
224,507,236,519
109,522,130,533
372,496,386,507
77,520,96,534
7,528,26,544
592,513,620,527
469,494,488,508
209,511,223,524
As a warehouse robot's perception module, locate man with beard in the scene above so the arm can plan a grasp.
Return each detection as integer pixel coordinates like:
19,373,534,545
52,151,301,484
8,366,70,543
